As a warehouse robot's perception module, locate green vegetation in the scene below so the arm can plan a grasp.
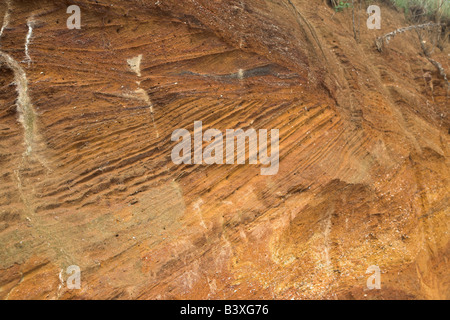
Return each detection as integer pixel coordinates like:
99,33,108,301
333,1,353,12
388,0,450,21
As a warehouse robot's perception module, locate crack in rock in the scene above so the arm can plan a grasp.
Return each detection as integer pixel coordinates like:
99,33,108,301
24,17,34,65
127,54,143,77
0,0,11,43
0,51,36,155
126,55,159,138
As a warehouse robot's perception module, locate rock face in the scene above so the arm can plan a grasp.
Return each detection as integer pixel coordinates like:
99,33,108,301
0,0,448,299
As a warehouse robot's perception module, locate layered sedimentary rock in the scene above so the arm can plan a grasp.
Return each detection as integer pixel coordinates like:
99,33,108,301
0,0,448,299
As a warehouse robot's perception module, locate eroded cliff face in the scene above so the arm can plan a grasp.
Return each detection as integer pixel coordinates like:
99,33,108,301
0,0,448,299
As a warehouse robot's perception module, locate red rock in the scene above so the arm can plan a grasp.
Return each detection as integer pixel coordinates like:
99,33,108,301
0,0,448,299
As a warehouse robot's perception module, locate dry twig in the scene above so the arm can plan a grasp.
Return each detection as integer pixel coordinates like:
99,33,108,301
375,22,442,52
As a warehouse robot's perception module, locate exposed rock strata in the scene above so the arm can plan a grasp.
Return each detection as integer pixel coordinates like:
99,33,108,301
0,0,448,299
